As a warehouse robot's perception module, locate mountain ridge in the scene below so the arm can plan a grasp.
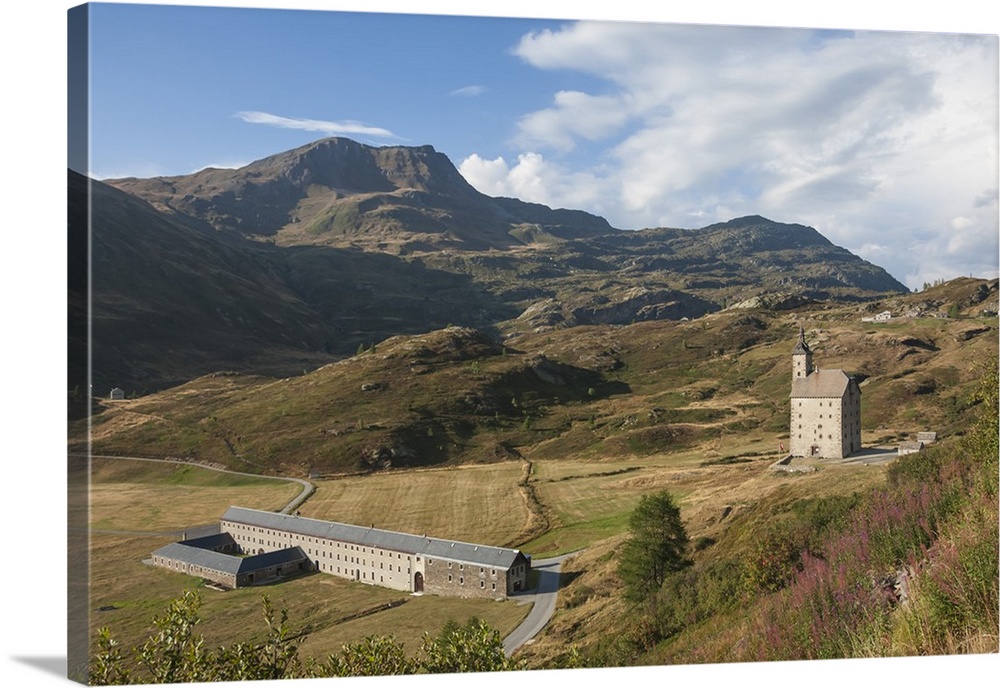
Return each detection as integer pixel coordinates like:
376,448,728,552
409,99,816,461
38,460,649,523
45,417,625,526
81,137,910,394
107,137,614,251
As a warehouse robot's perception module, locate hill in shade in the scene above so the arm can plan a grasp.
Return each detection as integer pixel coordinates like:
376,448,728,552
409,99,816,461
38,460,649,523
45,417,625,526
83,138,910,393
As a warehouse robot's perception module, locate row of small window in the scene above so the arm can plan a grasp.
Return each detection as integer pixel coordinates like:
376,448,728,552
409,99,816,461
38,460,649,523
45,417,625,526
317,563,401,582
446,574,497,590
231,530,412,565
438,561,497,576
310,550,409,572
227,524,410,560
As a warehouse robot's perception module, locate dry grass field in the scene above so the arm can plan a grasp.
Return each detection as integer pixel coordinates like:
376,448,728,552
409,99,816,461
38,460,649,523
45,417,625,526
521,450,889,556
300,462,529,547
512,457,894,666
89,457,301,532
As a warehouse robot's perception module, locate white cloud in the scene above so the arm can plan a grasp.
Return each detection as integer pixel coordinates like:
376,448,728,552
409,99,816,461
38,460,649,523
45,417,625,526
449,85,487,97
460,22,998,289
515,91,630,151
235,111,396,138
190,160,250,173
460,151,607,212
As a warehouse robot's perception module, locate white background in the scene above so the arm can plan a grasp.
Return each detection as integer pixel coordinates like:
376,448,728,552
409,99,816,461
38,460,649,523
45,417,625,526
1,2,997,687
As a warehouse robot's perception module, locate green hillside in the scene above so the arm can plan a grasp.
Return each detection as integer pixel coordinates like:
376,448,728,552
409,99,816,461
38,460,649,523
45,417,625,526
77,283,996,479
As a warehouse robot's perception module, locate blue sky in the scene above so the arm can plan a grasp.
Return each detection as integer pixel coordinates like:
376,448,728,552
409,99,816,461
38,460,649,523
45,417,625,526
84,1,999,291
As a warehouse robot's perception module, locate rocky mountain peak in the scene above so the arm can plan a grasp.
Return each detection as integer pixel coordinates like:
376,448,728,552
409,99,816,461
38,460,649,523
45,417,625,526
252,137,478,197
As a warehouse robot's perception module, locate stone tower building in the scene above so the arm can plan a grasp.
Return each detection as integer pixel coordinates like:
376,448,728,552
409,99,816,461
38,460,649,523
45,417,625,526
789,327,862,459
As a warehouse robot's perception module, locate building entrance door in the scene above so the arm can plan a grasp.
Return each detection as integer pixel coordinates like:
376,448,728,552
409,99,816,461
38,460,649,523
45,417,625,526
414,572,424,593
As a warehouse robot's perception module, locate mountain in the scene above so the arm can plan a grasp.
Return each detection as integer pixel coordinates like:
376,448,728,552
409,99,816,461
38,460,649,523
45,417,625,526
73,170,514,395
577,215,907,298
107,137,614,252
84,138,910,393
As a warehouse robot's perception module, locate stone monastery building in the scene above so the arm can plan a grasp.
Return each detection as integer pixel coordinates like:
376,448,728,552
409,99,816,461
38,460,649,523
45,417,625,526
789,327,862,459
152,506,530,600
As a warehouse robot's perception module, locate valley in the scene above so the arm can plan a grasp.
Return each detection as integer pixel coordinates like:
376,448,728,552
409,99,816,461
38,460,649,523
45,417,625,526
71,137,998,676
81,285,997,668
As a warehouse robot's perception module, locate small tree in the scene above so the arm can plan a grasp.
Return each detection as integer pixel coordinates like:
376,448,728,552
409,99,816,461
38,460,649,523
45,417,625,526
322,635,415,677
617,490,690,602
419,618,524,673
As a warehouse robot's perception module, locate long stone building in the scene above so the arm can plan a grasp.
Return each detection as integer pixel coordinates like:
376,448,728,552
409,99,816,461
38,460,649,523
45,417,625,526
789,327,862,459
221,507,530,599
152,507,531,599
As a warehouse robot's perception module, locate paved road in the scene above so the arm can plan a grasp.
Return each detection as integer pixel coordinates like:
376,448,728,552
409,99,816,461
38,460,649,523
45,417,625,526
503,551,580,656
836,447,898,465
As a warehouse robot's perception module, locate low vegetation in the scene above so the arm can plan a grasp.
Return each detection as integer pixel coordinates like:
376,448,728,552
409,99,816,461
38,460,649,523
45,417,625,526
91,591,523,684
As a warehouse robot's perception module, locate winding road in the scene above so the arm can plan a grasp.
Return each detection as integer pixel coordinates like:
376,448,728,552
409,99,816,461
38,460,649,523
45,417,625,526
503,551,578,656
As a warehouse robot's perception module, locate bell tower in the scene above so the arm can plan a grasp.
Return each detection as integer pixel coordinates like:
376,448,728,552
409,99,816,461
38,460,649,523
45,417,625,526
792,326,813,381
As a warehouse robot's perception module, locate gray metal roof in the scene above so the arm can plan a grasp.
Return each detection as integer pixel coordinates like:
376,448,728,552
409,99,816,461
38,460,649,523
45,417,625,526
181,532,236,551
153,542,243,575
238,546,310,572
153,541,309,575
222,506,524,570
791,369,857,399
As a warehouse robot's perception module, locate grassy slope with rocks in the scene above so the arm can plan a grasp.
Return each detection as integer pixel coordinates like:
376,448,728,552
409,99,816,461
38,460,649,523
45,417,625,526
78,280,997,480
80,278,997,672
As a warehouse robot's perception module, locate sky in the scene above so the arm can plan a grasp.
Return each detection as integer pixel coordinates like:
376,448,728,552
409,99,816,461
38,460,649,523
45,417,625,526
80,2,999,291
0,4,998,687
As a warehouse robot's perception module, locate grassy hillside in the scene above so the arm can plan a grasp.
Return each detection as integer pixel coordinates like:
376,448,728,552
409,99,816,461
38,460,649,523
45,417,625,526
514,363,998,668
81,279,997,674
78,281,997,479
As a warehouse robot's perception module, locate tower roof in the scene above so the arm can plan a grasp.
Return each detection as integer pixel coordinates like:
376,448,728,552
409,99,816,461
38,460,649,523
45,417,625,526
793,326,811,354
791,368,857,398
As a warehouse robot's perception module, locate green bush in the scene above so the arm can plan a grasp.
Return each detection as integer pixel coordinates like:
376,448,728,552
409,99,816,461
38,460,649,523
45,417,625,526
91,594,523,683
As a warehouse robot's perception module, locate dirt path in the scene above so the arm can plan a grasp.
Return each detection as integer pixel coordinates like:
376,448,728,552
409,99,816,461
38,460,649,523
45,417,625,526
83,454,315,536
